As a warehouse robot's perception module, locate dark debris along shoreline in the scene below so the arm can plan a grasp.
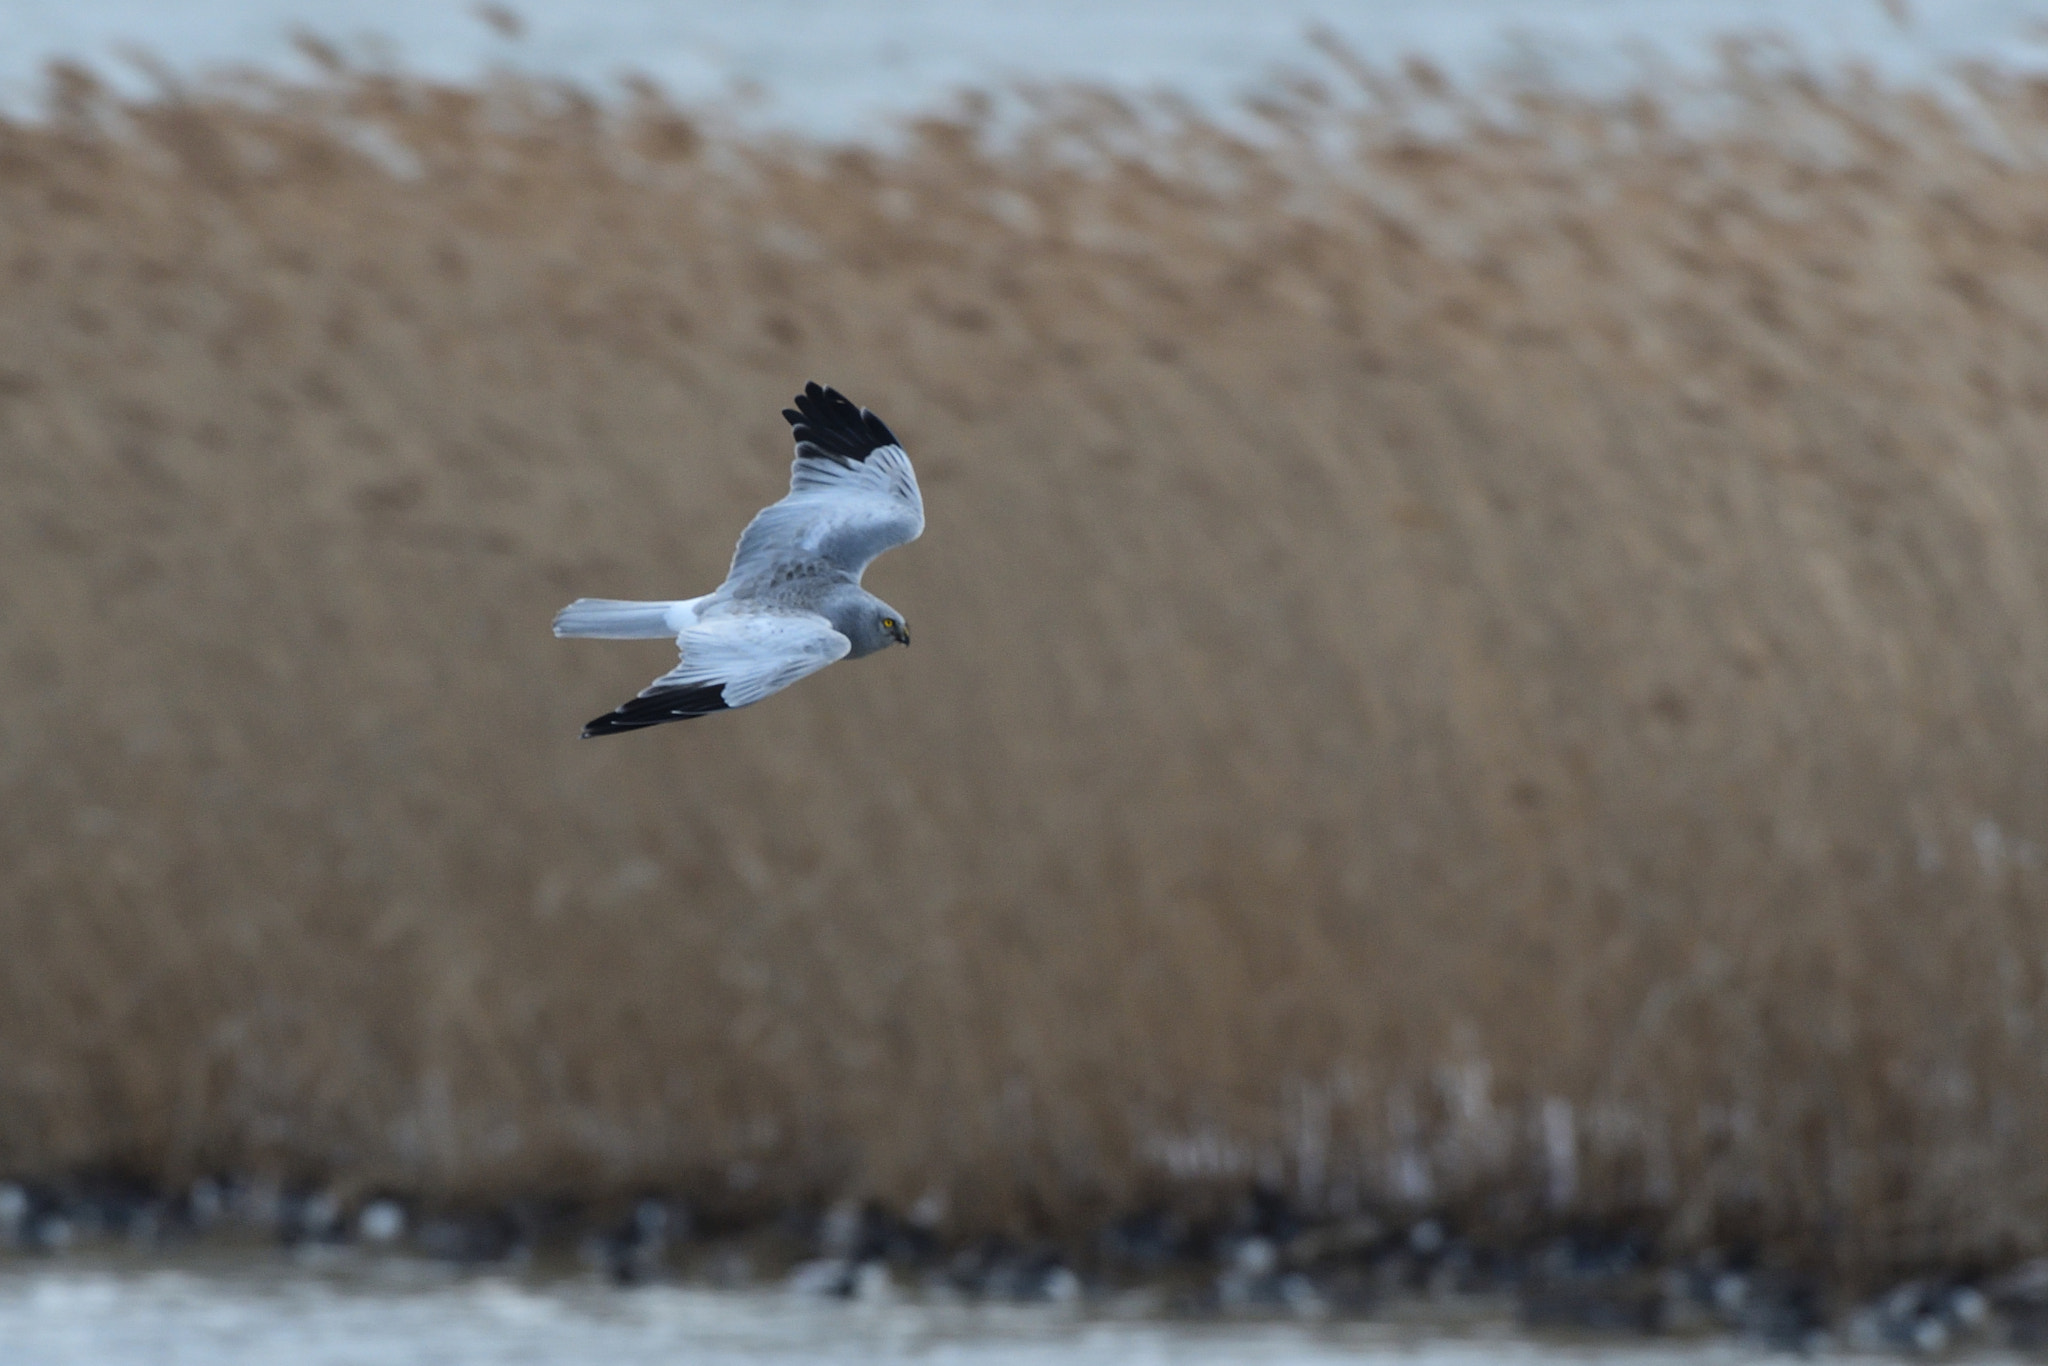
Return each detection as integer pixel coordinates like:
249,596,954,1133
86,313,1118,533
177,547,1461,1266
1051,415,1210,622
0,1176,2043,1357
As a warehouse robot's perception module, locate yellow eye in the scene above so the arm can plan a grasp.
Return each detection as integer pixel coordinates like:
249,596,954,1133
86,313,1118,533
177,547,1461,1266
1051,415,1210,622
883,618,896,630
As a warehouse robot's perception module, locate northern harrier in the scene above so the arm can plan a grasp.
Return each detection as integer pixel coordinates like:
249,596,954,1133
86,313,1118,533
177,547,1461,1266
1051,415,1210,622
554,383,922,736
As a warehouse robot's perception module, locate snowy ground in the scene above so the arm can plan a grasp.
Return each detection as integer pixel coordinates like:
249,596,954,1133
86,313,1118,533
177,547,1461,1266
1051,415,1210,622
0,1260,2007,1366
0,1,2045,135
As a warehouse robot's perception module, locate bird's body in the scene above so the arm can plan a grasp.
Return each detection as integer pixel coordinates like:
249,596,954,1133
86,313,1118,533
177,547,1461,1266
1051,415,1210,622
555,383,922,736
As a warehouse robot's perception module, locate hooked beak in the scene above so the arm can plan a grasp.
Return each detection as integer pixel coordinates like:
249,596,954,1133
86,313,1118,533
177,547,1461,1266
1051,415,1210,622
892,620,911,646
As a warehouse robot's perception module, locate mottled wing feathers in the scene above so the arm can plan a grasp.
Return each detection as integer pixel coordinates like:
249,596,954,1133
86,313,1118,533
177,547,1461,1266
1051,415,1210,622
581,612,851,737
728,383,924,584
658,612,852,707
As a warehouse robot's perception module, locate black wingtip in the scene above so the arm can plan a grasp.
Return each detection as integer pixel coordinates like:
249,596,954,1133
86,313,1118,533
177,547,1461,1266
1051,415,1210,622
783,381,898,463
581,683,730,737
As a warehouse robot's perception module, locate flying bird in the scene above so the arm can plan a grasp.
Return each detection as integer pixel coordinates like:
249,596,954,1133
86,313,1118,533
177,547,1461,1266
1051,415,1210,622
554,382,922,736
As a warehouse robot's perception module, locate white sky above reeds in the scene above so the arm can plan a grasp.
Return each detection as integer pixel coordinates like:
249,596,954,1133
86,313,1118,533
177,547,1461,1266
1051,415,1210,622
0,1,2043,133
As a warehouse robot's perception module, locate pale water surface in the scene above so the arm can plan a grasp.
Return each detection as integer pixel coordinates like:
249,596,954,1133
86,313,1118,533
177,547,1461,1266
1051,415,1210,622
0,1,2044,134
0,1261,1997,1366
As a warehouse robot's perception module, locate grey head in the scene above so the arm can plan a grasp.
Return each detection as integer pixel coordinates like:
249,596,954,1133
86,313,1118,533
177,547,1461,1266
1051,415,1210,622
818,585,911,658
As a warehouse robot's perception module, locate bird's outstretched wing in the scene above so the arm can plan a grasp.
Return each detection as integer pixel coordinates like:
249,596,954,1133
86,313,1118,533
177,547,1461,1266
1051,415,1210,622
726,382,924,586
582,611,851,736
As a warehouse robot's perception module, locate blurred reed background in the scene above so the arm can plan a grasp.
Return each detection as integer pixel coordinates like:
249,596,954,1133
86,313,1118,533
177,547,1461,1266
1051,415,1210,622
2,42,2047,1283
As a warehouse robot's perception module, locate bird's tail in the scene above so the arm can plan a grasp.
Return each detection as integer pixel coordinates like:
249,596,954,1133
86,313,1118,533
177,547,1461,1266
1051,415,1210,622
552,598,687,639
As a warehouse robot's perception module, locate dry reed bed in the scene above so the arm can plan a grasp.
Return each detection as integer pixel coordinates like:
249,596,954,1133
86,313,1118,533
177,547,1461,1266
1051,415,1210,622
1,53,2046,1281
